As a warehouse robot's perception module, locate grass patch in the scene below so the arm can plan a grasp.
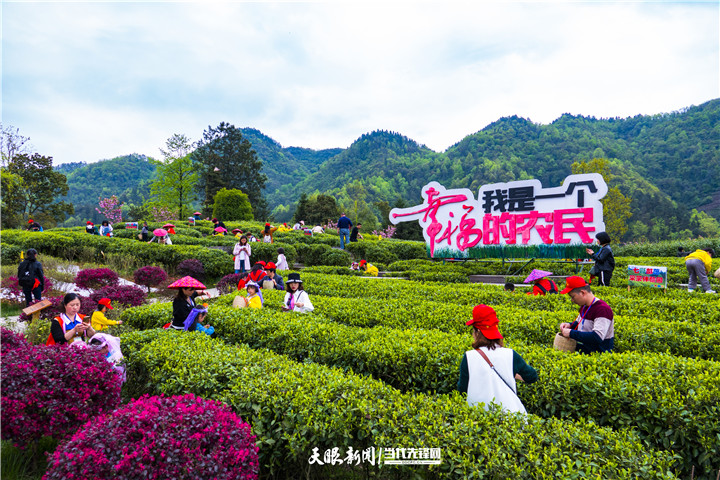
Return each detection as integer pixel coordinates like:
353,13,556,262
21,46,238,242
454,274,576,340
1,439,56,480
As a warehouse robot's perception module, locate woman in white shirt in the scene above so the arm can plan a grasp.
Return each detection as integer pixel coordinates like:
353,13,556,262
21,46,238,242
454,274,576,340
233,235,252,274
282,273,313,313
457,304,537,414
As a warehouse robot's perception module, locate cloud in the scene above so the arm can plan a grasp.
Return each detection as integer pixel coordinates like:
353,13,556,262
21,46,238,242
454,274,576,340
2,1,718,163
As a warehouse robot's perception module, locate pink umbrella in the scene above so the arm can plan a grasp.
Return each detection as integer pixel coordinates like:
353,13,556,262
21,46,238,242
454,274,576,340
214,227,227,233
163,223,175,228
523,269,553,283
153,228,168,236
167,276,207,289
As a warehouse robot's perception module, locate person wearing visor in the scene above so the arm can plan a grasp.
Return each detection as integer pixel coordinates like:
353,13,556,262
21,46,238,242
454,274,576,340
457,305,537,413
558,276,615,354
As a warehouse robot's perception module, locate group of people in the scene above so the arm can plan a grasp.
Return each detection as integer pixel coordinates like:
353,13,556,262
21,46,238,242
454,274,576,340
85,220,114,237
459,273,615,414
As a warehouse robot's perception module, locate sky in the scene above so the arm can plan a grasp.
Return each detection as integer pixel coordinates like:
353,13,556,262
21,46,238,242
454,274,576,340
2,0,718,165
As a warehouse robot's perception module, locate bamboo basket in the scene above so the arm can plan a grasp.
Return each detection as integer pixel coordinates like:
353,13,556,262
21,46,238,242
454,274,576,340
553,333,577,352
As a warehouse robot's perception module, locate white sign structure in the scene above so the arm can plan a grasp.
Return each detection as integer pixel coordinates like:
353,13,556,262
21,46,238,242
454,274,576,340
389,174,608,258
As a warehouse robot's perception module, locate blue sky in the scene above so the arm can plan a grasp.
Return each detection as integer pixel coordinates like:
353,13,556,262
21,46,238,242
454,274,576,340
2,1,718,165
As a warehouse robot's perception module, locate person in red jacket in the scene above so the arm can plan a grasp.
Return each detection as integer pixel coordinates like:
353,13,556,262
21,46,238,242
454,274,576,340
523,269,558,295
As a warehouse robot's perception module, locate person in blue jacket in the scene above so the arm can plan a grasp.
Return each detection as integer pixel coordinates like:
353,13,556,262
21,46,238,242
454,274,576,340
337,213,353,250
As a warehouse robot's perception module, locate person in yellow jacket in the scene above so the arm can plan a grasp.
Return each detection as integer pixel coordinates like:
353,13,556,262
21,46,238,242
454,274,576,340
91,298,123,331
359,259,379,277
684,248,716,293
245,282,263,308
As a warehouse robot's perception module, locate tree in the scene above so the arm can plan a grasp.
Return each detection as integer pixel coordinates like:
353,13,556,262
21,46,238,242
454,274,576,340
149,134,199,219
1,123,32,167
392,198,424,241
212,188,254,221
3,153,74,227
193,123,268,219
293,193,310,224
571,158,632,242
689,209,720,237
1,169,25,228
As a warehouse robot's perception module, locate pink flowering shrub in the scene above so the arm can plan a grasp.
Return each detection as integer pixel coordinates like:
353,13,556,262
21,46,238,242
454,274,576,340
90,284,147,307
74,268,120,290
43,394,259,480
372,225,397,239
18,295,94,323
1,327,31,354
96,195,123,224
149,205,175,222
1,275,54,304
176,258,205,281
216,273,246,294
133,266,168,292
1,344,122,448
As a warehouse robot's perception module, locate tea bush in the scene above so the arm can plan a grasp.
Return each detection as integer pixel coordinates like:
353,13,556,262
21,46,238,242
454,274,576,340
44,393,259,480
118,330,676,479
1,344,122,447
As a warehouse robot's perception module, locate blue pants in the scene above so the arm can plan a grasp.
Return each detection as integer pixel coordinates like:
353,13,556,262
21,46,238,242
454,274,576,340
339,228,350,249
23,286,42,306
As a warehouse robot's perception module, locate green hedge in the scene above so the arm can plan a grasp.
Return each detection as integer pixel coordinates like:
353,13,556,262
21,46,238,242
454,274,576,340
120,296,720,477
120,330,677,479
1,230,232,277
0,243,23,264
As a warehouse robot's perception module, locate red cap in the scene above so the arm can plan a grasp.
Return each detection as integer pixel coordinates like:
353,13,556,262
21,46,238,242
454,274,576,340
265,262,276,270
465,305,503,340
28,219,34,223
265,223,271,226
359,260,367,266
559,276,589,294
256,261,266,268
98,298,114,310
86,221,93,225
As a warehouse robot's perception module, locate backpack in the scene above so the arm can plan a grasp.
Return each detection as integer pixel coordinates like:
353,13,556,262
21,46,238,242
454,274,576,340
18,260,36,288
536,279,559,295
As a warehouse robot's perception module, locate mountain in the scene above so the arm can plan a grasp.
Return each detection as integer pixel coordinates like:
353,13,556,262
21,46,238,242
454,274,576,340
58,154,157,225
51,99,719,239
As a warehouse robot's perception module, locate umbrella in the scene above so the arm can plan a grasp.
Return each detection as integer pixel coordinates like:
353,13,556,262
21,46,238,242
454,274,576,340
232,228,242,234
523,269,553,283
214,226,227,233
194,212,201,216
163,223,175,228
167,276,207,289
153,228,168,236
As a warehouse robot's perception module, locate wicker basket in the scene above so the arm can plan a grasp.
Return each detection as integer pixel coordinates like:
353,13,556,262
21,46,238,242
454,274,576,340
553,333,577,352
232,296,248,308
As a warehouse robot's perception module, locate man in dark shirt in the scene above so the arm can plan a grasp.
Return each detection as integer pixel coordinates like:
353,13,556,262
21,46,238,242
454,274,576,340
558,276,615,354
349,223,363,242
337,213,353,249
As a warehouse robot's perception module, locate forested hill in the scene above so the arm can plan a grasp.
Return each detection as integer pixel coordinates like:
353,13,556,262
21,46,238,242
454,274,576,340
260,99,719,238
59,154,157,225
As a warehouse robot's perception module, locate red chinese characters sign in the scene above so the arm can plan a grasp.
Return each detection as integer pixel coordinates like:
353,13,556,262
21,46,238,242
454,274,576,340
389,174,608,258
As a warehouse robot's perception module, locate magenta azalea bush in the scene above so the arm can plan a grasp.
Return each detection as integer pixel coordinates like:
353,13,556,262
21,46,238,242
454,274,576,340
18,295,94,323
1,327,31,354
1,275,54,304
216,273,246,294
43,393,259,480
176,258,205,281
90,284,147,308
1,344,122,448
133,266,168,292
74,268,120,290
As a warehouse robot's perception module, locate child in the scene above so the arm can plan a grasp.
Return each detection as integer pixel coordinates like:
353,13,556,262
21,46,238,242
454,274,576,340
504,283,515,293
359,260,379,276
282,273,314,313
91,298,123,331
276,247,289,271
245,281,263,308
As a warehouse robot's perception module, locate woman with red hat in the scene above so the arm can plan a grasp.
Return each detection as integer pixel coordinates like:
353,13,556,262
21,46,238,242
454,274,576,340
457,305,537,413
91,298,123,331
262,223,279,243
